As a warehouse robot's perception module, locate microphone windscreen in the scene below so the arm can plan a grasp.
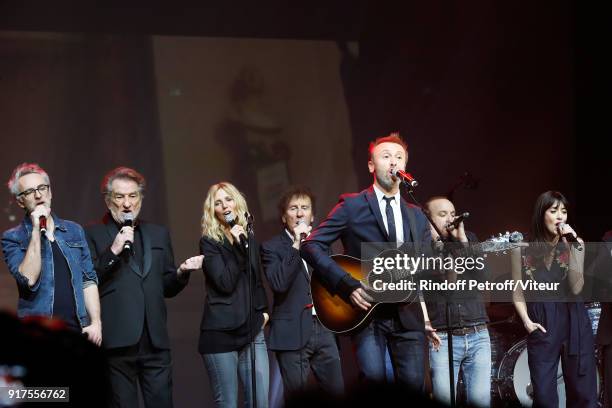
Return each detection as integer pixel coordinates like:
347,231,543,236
224,213,236,226
123,212,134,226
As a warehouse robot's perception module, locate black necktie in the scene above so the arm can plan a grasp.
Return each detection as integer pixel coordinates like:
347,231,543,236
383,196,396,243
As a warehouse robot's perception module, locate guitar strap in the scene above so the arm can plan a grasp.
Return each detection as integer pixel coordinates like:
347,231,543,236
403,204,424,306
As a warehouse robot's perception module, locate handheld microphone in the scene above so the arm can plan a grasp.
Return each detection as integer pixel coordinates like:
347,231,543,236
224,213,248,248
446,212,470,230
122,213,134,252
392,169,419,188
296,219,308,241
558,223,583,250
39,216,47,234
557,223,578,242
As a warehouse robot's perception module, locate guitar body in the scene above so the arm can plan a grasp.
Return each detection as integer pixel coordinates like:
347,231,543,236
312,232,523,333
312,254,379,334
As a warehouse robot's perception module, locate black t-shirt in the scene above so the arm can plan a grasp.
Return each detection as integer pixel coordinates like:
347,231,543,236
111,220,155,349
112,219,144,272
51,240,80,331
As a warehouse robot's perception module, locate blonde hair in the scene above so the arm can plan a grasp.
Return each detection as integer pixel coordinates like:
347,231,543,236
201,182,250,243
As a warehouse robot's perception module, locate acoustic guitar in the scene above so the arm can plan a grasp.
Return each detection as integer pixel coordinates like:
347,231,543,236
312,232,524,333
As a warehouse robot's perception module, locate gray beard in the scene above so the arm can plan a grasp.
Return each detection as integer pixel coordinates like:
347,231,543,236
376,170,395,192
110,210,135,225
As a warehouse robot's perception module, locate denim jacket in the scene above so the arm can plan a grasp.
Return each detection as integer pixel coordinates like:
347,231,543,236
1,214,98,327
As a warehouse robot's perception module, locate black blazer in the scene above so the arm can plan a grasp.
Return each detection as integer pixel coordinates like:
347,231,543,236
199,235,268,332
85,215,188,349
301,186,432,331
261,231,315,351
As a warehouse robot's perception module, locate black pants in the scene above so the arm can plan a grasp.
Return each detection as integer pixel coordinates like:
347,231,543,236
527,303,598,408
275,316,344,398
105,329,173,408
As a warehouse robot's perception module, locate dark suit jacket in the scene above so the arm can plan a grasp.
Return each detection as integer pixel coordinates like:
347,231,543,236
261,231,316,351
300,186,432,331
199,235,268,334
596,231,612,345
85,215,188,349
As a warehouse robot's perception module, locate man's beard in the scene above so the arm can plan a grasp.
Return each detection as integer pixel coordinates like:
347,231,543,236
376,168,395,191
110,209,135,225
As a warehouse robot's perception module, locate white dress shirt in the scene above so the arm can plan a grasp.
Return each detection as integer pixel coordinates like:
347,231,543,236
285,229,316,315
373,184,404,245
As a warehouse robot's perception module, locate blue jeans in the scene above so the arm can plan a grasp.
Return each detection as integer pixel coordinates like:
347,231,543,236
352,316,425,391
429,328,491,407
202,330,270,408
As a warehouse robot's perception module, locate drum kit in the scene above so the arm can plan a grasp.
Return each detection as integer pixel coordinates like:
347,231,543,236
485,302,603,407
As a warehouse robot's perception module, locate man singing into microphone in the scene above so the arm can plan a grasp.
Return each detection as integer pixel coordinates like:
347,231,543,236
1,163,102,344
261,186,344,399
423,196,491,407
85,167,203,408
301,132,433,391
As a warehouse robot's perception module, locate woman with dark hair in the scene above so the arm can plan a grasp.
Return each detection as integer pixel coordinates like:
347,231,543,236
199,182,270,408
512,191,597,407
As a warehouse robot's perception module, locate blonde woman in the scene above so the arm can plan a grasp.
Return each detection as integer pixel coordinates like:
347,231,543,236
199,182,270,408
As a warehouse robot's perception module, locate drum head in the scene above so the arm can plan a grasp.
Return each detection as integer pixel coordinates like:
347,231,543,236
511,344,565,407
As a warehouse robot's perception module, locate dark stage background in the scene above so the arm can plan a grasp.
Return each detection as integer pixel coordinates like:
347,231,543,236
1,2,609,407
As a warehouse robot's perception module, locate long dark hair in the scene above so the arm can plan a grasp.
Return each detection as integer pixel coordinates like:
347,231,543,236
530,191,569,243
528,191,569,266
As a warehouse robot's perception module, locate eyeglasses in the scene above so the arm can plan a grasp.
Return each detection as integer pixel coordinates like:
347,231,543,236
17,184,50,199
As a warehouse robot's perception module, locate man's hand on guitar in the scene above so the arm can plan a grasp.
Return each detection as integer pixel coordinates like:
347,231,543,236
350,286,374,311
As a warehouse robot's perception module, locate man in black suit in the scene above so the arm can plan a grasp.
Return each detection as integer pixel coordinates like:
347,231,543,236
261,186,344,398
301,133,433,390
85,167,203,408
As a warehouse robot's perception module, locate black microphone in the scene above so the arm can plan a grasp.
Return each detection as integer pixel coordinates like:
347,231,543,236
122,213,135,252
296,219,308,241
446,212,470,230
558,222,583,250
392,169,419,187
224,213,248,248
39,215,47,234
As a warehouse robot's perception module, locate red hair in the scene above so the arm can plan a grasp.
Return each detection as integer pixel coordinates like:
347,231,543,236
368,132,408,159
